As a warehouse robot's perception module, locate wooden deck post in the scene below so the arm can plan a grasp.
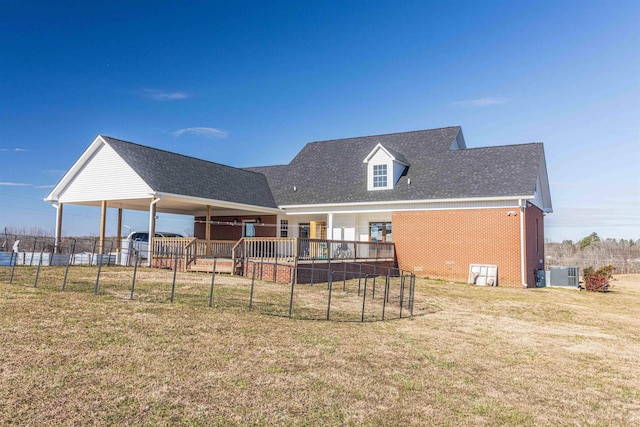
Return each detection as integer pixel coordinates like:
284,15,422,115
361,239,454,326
116,208,123,254
205,205,211,256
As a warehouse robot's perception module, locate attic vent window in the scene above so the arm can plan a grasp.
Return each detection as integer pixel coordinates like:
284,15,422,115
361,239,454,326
373,164,387,188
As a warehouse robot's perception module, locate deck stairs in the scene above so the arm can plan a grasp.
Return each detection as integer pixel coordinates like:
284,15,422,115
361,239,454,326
185,257,235,274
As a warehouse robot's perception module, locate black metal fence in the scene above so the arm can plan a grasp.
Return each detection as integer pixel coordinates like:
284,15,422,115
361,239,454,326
1,234,416,322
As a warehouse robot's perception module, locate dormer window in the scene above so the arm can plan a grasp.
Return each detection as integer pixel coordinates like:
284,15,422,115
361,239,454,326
364,143,409,191
373,164,388,188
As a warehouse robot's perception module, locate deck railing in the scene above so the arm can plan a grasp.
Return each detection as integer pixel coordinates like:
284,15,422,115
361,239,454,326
232,237,395,263
154,238,237,268
155,237,395,270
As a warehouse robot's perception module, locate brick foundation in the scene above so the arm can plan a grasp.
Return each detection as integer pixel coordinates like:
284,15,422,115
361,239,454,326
241,260,397,285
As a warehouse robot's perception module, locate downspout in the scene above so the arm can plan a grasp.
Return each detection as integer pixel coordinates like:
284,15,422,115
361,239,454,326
147,195,162,267
519,198,527,287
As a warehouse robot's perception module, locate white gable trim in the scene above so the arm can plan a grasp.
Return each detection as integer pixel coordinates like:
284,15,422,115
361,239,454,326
362,143,409,166
45,135,153,203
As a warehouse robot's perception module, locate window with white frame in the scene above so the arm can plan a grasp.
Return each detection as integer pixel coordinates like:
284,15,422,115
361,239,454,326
280,219,288,237
372,164,387,188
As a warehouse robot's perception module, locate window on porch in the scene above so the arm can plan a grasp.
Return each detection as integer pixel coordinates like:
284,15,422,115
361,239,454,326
370,222,392,242
243,220,256,237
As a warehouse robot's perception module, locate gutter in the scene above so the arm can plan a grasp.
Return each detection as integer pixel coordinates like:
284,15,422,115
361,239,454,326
280,195,535,209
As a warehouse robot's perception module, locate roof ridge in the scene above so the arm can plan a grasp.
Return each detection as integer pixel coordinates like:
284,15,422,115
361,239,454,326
302,126,461,146
460,142,543,151
100,135,269,177
244,164,289,170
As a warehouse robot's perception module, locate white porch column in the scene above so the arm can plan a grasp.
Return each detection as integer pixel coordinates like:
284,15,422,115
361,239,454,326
147,196,161,267
53,203,63,253
326,213,334,240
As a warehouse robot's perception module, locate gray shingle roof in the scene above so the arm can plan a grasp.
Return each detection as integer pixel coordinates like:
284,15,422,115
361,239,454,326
246,126,544,205
102,136,279,209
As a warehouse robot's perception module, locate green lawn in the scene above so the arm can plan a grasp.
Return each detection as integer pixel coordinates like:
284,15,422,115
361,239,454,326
1,267,638,426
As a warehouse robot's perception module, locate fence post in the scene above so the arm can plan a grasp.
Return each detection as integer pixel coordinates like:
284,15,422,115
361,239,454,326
342,261,347,292
310,258,315,286
409,274,415,316
327,256,331,290
326,271,333,320
399,273,406,319
130,253,139,300
48,240,54,266
249,262,256,310
94,246,103,295
29,238,37,266
62,239,76,291
90,239,97,266
361,277,368,322
107,240,114,266
9,249,17,284
273,251,278,283
170,253,178,303
288,264,296,318
208,258,217,307
382,273,389,320
33,241,44,288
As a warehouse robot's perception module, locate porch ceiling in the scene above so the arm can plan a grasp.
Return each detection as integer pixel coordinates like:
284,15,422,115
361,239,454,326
59,193,283,217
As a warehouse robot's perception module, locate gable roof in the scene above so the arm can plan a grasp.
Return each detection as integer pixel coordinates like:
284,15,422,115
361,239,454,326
47,136,279,210
363,143,410,166
247,126,549,208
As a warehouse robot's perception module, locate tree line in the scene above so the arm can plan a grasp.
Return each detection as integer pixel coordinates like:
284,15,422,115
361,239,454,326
545,233,640,274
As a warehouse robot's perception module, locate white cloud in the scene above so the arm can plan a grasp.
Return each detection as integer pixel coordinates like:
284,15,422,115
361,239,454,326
0,182,31,186
139,88,188,101
171,127,229,139
449,97,508,108
0,148,27,152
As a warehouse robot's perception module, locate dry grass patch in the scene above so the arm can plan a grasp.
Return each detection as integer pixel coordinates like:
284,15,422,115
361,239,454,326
1,268,639,426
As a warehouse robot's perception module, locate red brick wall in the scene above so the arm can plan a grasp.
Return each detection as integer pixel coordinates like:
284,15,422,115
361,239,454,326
392,208,526,287
194,215,277,240
243,260,294,284
524,204,545,287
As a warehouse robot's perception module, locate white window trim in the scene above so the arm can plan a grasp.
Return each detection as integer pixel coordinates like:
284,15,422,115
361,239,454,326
367,160,391,190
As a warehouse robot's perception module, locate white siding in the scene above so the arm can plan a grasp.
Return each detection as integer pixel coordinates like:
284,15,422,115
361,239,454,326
333,213,356,241
366,148,406,190
57,142,153,203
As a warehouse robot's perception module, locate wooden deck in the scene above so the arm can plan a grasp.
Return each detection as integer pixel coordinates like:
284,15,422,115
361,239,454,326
151,237,396,275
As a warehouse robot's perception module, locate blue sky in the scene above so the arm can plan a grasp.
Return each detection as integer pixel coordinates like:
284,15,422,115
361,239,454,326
1,0,639,242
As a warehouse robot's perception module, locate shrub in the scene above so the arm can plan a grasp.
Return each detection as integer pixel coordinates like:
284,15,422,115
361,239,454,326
583,265,615,292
